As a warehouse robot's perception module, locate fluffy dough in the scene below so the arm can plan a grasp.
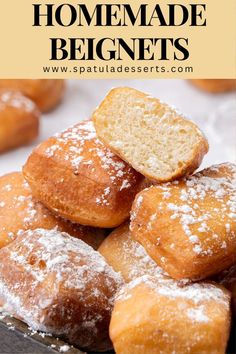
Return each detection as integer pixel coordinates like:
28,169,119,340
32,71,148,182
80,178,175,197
98,223,169,282
0,172,106,249
110,275,231,354
0,228,123,351
0,90,39,153
93,87,208,182
190,79,236,93
0,79,65,112
23,120,144,228
131,163,236,280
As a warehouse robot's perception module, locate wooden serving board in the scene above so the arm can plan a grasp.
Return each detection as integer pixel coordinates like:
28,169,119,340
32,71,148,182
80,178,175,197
0,314,234,354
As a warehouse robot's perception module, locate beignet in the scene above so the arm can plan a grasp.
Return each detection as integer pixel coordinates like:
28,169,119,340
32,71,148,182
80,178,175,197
0,229,123,351
131,162,236,280
0,172,106,249
190,79,236,93
23,120,144,228
98,223,168,282
0,80,65,112
0,90,39,153
110,276,231,354
93,87,208,182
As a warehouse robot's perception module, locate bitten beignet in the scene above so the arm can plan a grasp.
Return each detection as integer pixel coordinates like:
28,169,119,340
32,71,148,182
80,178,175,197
93,87,208,182
0,80,65,112
0,229,123,351
0,90,39,153
99,223,168,282
190,79,236,93
0,172,106,250
23,120,144,228
131,162,236,280
110,276,231,354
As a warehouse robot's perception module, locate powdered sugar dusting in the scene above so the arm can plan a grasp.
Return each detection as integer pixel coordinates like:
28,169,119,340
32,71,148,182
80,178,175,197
136,163,236,257
0,229,123,349
0,90,37,113
44,120,140,206
117,275,230,322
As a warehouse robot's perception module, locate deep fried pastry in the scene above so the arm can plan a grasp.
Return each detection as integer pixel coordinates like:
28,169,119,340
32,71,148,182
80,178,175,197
98,223,168,282
0,229,123,351
0,172,106,249
0,90,39,153
110,275,231,354
93,87,208,182
190,79,236,93
0,79,65,112
131,162,236,280
23,120,143,228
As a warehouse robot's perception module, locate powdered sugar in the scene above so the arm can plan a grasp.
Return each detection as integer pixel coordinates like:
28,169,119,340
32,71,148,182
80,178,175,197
43,120,140,206
0,228,123,349
0,90,37,113
117,275,229,313
143,163,236,256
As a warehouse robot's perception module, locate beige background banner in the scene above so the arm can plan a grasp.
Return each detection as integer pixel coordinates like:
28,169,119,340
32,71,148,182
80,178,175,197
0,0,235,78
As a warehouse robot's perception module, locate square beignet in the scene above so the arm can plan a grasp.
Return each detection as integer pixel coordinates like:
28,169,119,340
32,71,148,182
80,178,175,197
23,120,143,228
93,87,208,182
0,80,65,112
98,223,169,282
0,229,123,351
110,276,231,354
131,163,236,280
0,172,106,250
0,90,39,153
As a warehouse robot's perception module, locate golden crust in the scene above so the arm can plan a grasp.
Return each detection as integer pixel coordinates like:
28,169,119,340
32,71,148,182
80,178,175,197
0,172,106,250
190,79,236,93
0,79,65,112
110,276,231,354
131,163,236,280
23,120,144,228
0,229,123,351
0,90,39,153
98,223,169,282
93,87,209,182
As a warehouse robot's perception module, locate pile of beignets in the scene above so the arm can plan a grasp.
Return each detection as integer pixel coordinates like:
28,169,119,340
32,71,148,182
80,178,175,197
0,86,235,354
0,79,65,153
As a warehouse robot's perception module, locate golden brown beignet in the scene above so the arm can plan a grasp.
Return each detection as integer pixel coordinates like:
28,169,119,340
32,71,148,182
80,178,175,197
110,275,231,354
0,172,106,250
93,87,208,183
0,228,123,351
0,90,39,153
98,223,168,282
0,80,65,112
190,79,236,93
23,120,144,228
131,162,236,280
